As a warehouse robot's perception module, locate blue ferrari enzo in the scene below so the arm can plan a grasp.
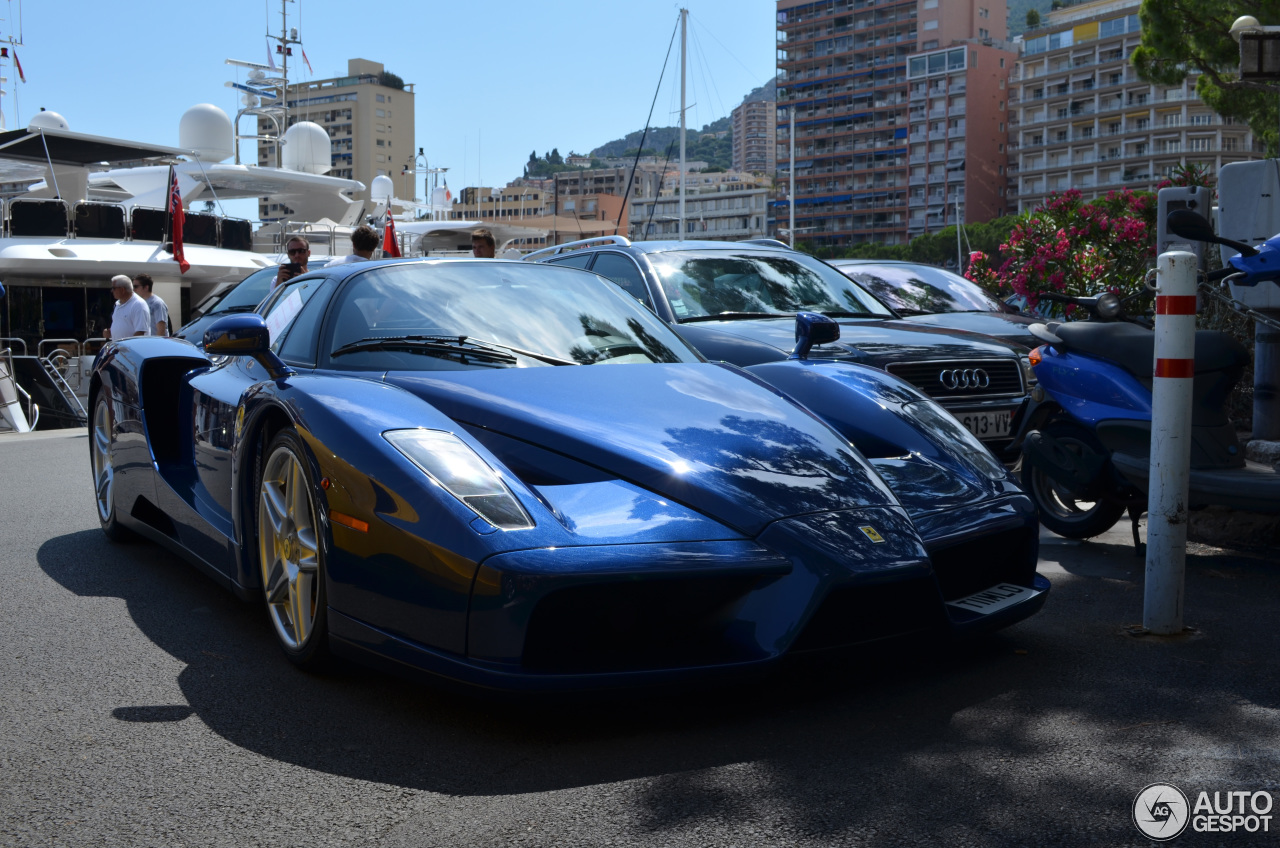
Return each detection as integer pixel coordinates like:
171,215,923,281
88,258,1048,689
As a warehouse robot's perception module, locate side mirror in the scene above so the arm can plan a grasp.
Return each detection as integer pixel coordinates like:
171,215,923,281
204,314,295,380
1166,209,1257,257
790,311,840,360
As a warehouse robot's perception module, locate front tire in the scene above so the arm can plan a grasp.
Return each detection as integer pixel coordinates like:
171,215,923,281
90,393,135,542
257,428,332,671
1021,420,1126,539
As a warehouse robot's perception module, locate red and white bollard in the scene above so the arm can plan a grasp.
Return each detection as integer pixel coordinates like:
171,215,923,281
1143,250,1198,635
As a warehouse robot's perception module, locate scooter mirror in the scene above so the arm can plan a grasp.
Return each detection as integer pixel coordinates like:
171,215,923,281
1166,209,1216,243
1166,209,1258,257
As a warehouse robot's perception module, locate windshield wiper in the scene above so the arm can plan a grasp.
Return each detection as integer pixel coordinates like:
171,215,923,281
217,304,262,315
679,311,793,323
819,310,880,319
332,335,518,365
331,334,577,367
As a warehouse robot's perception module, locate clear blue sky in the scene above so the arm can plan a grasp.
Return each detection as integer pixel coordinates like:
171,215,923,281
10,0,776,203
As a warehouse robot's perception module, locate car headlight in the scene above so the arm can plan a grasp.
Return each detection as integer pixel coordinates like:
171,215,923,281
383,429,535,530
900,400,1008,481
1020,354,1037,388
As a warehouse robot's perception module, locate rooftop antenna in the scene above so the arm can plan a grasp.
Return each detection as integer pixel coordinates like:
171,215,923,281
224,0,300,166
0,0,25,131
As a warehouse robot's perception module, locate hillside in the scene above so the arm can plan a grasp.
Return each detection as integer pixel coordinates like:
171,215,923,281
1008,0,1057,34
590,116,734,170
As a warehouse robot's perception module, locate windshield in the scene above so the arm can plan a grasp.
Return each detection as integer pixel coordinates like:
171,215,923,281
647,249,893,320
324,261,700,371
838,263,1003,315
206,266,278,316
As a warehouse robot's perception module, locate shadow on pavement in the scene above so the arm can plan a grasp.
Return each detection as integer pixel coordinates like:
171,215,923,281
41,526,1280,844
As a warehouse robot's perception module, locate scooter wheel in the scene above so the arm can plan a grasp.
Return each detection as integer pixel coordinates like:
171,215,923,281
1021,420,1126,539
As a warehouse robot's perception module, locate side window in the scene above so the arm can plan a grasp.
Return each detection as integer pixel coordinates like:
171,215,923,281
261,276,332,353
548,252,594,270
278,278,338,365
589,252,652,308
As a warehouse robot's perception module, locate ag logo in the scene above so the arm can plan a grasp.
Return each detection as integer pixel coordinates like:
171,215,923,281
859,525,885,543
1133,783,1190,841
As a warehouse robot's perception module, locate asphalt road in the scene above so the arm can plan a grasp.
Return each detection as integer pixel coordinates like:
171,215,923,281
2,428,1278,847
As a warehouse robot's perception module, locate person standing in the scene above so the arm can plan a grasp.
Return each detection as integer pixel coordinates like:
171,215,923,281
104,275,151,341
132,273,169,336
275,236,311,288
471,228,496,258
326,225,379,266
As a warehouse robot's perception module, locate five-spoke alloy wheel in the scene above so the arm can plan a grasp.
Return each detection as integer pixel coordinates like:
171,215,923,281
257,429,331,669
91,393,134,541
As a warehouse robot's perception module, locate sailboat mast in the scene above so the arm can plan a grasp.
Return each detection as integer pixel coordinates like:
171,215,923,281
279,0,289,130
789,107,795,249
678,7,687,242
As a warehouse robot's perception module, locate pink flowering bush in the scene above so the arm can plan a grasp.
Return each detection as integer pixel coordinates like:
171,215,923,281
965,189,1156,307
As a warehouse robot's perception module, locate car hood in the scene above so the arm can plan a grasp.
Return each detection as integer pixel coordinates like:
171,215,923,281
677,317,1026,366
383,363,901,536
896,312,1039,349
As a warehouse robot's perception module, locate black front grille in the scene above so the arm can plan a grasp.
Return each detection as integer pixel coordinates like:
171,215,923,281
790,577,942,652
522,575,768,673
929,526,1038,601
886,359,1024,400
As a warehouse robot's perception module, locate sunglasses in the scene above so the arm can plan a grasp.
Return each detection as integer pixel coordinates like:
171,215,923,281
287,249,308,256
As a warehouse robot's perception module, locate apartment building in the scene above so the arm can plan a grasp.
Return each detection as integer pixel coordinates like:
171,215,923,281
906,41,1015,237
449,185,549,222
258,58,415,220
1011,0,1258,210
775,0,1007,250
629,172,771,241
731,82,778,174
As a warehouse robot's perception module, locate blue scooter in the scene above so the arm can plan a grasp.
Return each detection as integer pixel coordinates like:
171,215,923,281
1019,209,1280,544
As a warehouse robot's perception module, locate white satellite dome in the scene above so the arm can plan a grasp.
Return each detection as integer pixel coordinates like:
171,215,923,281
179,104,233,162
371,174,394,203
28,110,68,131
281,122,330,174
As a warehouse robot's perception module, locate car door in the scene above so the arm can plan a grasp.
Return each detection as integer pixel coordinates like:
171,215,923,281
185,275,333,539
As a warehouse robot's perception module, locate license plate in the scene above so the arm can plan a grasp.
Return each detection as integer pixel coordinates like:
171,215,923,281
957,410,1012,441
947,583,1031,615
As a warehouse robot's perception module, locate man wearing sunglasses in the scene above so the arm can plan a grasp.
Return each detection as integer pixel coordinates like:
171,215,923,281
275,236,311,289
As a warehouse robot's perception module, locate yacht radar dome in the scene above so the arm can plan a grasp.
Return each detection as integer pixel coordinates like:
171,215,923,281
179,104,234,162
371,174,394,203
28,110,68,131
281,122,331,174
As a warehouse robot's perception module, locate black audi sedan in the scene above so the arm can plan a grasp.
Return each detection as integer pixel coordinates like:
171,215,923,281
827,259,1039,349
526,238,1036,459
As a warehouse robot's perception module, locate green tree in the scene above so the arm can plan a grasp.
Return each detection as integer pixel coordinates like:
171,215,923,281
1026,8,1041,28
1132,0,1280,155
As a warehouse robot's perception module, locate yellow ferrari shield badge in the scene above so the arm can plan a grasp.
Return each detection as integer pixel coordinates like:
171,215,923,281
859,525,885,544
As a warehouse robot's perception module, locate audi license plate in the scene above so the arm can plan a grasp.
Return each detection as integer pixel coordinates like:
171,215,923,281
958,410,1012,440
947,583,1030,615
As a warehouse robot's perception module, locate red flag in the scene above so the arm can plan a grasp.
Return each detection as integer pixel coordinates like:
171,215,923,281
168,166,189,274
13,50,24,83
301,47,313,74
383,211,402,258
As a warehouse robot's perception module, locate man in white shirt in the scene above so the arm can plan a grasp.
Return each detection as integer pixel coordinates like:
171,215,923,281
326,225,380,266
105,275,152,340
132,273,169,336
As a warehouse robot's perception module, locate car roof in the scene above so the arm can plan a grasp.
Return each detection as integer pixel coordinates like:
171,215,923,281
827,259,945,269
600,240,793,256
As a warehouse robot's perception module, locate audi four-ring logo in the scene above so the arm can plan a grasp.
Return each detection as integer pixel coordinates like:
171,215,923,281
939,368,990,390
